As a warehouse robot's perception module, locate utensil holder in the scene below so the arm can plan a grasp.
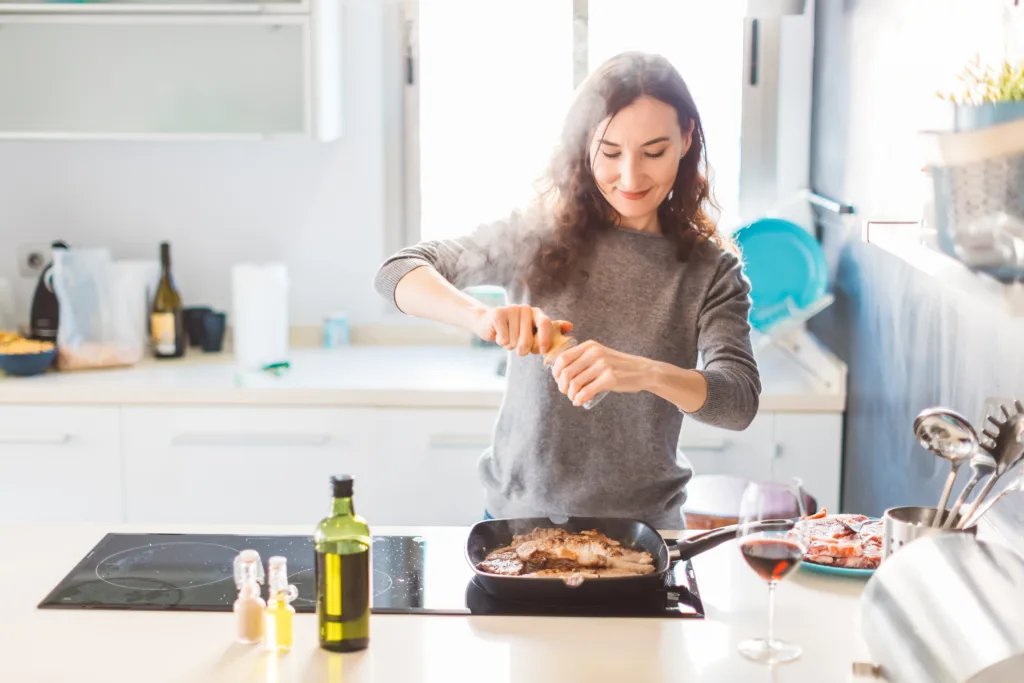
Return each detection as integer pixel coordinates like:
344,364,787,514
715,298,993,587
882,505,977,562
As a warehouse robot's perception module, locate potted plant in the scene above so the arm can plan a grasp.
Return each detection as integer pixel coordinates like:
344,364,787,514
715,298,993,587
938,54,1024,131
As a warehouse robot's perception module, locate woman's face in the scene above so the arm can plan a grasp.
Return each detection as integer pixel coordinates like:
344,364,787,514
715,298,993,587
589,96,694,232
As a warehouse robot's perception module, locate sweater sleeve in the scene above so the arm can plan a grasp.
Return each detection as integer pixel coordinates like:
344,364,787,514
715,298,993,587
373,208,537,311
686,250,761,430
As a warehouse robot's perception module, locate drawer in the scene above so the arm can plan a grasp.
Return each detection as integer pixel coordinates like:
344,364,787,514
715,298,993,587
0,406,122,523
122,406,373,524
371,408,499,526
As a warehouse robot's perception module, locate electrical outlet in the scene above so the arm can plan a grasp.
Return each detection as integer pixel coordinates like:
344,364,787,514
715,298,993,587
16,243,51,279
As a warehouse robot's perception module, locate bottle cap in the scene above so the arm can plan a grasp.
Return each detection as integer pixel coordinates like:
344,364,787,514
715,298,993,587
233,549,264,588
331,475,354,498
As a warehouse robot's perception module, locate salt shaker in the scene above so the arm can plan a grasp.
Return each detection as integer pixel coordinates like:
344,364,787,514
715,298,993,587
233,549,266,644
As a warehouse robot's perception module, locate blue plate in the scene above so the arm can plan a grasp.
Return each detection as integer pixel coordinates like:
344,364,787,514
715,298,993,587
732,218,828,332
799,560,874,578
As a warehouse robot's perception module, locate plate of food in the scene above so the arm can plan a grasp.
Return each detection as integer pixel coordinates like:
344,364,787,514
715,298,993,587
789,511,881,578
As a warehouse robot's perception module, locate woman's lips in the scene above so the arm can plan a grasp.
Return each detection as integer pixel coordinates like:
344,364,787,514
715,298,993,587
617,188,651,200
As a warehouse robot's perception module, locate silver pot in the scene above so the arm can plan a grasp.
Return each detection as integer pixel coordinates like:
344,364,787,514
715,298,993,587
882,505,977,561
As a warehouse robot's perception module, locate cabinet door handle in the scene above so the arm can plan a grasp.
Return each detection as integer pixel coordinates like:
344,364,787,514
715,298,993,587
171,433,332,447
0,434,71,445
428,434,492,450
678,436,730,451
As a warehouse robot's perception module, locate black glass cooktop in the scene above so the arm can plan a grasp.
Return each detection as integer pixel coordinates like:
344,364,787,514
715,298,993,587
38,532,703,619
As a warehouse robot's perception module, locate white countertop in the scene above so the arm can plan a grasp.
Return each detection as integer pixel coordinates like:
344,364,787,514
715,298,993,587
0,343,846,412
3,524,871,683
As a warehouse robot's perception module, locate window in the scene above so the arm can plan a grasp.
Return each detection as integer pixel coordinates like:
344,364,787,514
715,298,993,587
588,0,746,231
402,1,810,244
414,0,574,243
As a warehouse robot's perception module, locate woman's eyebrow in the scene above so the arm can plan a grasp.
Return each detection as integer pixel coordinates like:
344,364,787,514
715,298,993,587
599,136,670,147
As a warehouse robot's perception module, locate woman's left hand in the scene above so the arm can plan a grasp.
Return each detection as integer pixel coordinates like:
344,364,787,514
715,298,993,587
551,341,652,407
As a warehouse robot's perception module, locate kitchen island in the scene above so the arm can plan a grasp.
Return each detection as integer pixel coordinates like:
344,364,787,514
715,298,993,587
4,524,872,683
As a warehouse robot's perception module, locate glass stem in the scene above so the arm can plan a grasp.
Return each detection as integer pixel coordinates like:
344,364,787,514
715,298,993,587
767,581,777,648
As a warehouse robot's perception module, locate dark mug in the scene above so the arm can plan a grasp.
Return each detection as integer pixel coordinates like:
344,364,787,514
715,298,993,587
201,312,227,353
183,307,212,348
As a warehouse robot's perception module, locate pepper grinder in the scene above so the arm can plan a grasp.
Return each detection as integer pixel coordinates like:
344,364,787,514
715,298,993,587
530,321,608,409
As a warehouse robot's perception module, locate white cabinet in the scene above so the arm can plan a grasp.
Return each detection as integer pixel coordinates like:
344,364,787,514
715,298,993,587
0,406,121,522
0,1,342,140
371,408,499,526
679,412,843,514
0,403,841,526
772,412,843,514
122,406,372,524
678,414,776,483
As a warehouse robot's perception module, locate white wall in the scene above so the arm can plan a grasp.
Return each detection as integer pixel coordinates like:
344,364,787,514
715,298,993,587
814,0,1023,223
0,0,397,328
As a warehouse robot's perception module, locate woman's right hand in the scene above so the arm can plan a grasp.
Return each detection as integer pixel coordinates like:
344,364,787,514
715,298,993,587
474,305,573,356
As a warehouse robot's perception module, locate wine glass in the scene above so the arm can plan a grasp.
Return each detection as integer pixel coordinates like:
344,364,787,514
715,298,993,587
736,479,807,664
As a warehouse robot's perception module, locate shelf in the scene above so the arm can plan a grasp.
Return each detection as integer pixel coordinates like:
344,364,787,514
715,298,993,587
864,221,1024,318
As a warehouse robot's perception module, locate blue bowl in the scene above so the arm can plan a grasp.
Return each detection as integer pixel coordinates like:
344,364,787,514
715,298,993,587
0,349,57,377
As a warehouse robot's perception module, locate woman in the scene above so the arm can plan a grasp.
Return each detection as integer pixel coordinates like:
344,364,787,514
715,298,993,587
374,52,760,529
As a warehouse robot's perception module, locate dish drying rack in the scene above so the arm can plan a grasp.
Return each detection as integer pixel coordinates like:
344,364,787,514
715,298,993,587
740,188,848,393
751,291,843,395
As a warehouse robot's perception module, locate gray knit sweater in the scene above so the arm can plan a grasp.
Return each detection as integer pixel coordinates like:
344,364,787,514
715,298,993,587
374,208,761,528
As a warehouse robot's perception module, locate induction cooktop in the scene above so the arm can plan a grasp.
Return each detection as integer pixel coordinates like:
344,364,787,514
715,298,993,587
38,532,703,619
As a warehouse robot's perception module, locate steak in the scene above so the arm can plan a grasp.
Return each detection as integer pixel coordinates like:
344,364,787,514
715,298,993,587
790,513,882,570
477,527,656,578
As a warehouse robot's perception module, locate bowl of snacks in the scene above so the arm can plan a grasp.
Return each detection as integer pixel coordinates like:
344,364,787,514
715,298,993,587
0,332,57,377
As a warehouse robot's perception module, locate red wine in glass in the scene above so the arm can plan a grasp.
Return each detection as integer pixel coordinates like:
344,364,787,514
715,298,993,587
740,538,804,583
736,479,808,664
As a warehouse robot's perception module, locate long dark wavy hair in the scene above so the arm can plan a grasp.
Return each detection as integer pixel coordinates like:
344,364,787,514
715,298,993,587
528,51,729,295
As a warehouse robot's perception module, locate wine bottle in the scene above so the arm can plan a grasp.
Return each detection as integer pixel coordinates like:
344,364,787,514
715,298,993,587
314,475,370,652
151,242,185,359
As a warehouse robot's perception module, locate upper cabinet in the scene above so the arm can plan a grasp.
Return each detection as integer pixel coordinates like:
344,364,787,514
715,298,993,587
0,1,343,140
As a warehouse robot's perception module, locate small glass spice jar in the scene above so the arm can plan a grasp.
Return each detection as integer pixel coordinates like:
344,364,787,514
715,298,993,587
534,325,608,410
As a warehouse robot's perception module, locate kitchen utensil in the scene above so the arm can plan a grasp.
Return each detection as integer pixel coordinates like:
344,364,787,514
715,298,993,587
465,516,794,604
959,403,1024,528
961,467,1024,529
731,218,829,332
912,407,978,526
839,517,870,535
882,506,977,561
862,534,1024,683
942,452,997,529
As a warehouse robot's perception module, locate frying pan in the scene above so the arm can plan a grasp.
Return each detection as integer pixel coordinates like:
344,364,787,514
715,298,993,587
466,515,794,603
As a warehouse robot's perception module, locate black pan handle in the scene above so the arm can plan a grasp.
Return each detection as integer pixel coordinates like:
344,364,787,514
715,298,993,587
670,519,795,561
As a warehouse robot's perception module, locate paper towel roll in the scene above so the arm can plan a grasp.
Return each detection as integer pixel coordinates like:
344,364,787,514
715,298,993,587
231,263,289,370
